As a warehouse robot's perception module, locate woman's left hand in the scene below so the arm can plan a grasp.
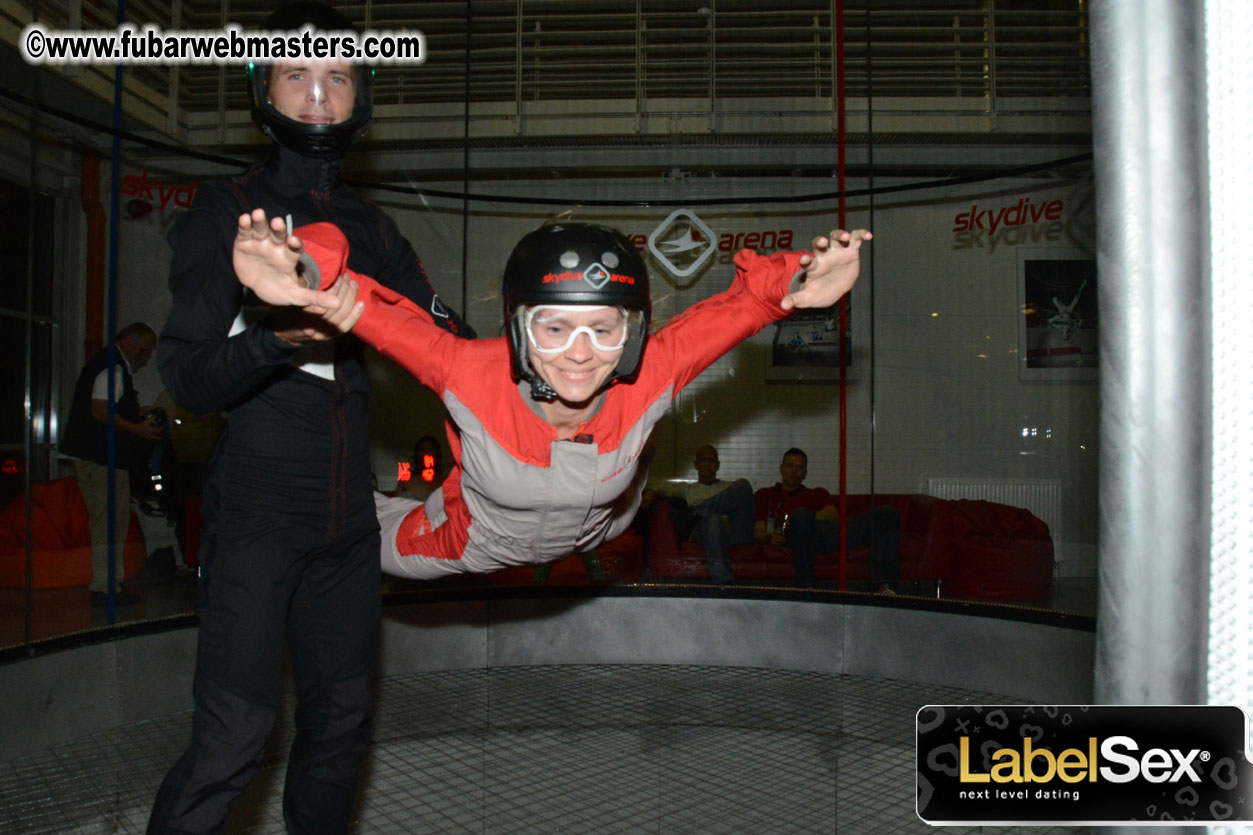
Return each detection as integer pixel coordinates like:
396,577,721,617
781,228,873,311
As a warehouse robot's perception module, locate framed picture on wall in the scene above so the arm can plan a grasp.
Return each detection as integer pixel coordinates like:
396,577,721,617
1017,247,1099,381
765,301,859,382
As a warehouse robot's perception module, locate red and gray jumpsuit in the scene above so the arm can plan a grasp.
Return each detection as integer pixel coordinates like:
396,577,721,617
150,147,470,834
296,221,805,579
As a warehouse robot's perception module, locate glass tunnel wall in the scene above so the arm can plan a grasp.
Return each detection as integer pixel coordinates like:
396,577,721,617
0,1,1096,648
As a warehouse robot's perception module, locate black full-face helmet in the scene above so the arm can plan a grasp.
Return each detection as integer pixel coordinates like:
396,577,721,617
247,2,373,157
504,223,652,400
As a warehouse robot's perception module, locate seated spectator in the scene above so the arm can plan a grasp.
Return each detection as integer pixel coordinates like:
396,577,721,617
754,447,900,590
651,445,753,584
394,434,446,502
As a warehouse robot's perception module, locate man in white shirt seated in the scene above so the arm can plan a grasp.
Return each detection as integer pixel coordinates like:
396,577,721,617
653,445,754,584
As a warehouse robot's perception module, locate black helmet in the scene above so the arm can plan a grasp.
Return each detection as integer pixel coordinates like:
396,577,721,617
503,223,651,400
247,3,373,157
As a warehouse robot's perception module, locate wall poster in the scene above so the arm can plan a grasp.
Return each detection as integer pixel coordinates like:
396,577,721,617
1017,247,1099,381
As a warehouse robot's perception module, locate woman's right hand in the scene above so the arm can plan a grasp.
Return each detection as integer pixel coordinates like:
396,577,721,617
269,276,363,344
312,276,364,334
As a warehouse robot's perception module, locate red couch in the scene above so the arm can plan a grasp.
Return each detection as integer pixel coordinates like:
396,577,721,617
647,493,1054,599
647,493,954,585
0,476,146,589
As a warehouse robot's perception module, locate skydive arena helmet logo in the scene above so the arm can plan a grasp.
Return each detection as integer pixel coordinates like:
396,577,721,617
647,209,717,278
917,705,1253,825
581,262,611,289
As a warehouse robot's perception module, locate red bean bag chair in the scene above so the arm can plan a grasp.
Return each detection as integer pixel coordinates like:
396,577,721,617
0,476,146,588
942,499,1053,599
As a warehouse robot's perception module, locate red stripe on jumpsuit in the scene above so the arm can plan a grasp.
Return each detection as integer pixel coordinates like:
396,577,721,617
395,467,471,561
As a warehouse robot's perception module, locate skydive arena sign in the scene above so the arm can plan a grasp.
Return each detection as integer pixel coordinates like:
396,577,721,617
917,705,1253,825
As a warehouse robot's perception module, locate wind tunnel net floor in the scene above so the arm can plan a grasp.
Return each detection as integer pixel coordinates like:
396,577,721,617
0,665,1091,834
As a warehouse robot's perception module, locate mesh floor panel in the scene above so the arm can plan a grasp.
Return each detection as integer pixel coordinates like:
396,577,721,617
0,665,1092,834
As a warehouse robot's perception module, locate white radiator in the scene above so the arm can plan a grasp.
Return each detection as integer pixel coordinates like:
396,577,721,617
923,477,1063,568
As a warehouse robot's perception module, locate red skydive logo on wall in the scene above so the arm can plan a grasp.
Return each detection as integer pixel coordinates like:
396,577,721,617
119,169,200,210
953,197,1064,233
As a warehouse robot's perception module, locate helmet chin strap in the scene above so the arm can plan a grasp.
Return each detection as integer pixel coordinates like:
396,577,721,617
529,377,558,401
528,371,620,403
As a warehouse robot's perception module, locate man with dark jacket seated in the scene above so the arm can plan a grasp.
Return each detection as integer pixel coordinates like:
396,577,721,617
753,447,900,590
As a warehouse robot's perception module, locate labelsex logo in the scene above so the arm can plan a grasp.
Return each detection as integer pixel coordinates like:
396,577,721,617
960,736,1206,785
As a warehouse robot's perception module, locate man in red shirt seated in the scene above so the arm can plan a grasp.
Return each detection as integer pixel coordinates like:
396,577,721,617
753,447,900,590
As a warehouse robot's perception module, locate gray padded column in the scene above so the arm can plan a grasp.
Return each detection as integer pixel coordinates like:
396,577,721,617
1091,0,1209,720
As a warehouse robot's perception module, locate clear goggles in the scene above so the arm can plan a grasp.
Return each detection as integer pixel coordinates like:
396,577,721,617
521,305,631,354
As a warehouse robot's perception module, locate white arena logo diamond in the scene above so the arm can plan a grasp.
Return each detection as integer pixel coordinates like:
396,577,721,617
647,209,717,279
583,262,611,289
